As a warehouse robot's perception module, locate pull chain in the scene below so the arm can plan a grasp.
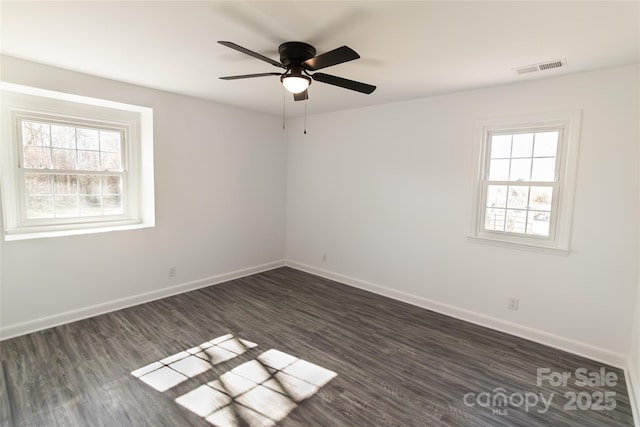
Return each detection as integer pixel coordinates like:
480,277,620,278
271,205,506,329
304,97,307,135
282,89,286,130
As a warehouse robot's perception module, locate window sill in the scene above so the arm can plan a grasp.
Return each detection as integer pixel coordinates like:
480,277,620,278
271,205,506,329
4,221,153,241
467,235,569,256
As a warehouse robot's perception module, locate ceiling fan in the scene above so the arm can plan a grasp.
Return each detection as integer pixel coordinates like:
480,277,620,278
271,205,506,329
218,41,376,101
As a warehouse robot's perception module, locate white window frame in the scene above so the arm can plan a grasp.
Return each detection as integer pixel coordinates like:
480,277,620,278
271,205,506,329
469,110,582,255
1,82,155,240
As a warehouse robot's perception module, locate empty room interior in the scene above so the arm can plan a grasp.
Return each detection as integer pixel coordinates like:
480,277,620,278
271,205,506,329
1,1,639,426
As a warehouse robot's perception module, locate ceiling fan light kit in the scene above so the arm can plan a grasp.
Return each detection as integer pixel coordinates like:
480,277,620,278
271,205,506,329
218,40,376,101
281,75,310,94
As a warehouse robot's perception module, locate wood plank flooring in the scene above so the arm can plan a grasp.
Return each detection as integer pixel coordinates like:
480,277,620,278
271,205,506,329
0,267,634,426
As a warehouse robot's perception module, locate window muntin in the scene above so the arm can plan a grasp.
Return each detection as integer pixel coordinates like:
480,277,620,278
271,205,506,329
482,129,561,238
18,117,128,222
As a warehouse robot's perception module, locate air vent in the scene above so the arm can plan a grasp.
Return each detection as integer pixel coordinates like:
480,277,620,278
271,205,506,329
514,59,567,75
539,60,564,70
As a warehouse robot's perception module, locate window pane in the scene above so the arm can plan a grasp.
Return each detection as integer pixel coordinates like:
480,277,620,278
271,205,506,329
490,135,511,158
52,148,77,170
25,174,52,195
55,195,79,217
78,150,100,170
22,121,50,147
509,159,531,181
507,186,529,209
51,125,76,149
23,147,52,169
101,152,122,171
77,128,99,150
103,195,123,215
100,131,121,153
512,133,533,157
486,185,507,208
485,208,505,231
80,196,102,217
531,158,556,182
54,175,78,195
529,187,553,211
527,211,550,236
533,131,559,157
102,176,122,195
489,159,509,180
506,209,527,234
78,175,101,195
26,196,54,218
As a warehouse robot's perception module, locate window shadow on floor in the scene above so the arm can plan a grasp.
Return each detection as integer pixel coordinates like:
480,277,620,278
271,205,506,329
131,333,337,426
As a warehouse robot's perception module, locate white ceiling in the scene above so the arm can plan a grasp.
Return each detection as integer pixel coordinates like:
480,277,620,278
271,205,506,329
1,1,639,117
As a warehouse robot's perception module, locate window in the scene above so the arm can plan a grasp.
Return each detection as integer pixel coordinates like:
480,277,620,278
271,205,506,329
19,116,127,220
1,83,155,239
469,111,581,254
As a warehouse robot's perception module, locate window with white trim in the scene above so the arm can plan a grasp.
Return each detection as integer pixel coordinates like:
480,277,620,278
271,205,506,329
19,115,128,221
1,83,155,240
469,111,581,254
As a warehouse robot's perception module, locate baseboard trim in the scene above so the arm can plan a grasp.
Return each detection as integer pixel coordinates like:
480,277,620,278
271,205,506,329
627,362,640,427
285,260,627,369
0,260,286,340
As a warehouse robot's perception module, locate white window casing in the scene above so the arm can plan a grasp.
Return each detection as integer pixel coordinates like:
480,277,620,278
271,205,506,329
0,82,155,240
469,110,582,255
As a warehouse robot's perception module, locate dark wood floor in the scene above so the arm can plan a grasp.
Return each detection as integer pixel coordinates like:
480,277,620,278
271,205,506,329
0,267,634,426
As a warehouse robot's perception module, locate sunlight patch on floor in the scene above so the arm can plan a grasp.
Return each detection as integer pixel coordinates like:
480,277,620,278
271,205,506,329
130,334,257,392
131,334,336,426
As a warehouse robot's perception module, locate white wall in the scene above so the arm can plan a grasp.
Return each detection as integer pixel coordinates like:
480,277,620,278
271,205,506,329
286,64,639,363
0,56,287,337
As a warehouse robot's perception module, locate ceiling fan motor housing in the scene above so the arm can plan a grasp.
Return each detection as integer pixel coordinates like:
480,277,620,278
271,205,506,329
279,42,316,68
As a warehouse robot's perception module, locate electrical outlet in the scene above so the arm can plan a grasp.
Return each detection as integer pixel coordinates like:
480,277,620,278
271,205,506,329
168,266,176,277
508,297,519,311
322,253,327,262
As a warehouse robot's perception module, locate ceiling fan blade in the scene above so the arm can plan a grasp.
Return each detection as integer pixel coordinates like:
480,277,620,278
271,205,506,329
218,41,285,69
303,46,360,71
312,73,376,94
293,90,309,101
219,72,282,80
